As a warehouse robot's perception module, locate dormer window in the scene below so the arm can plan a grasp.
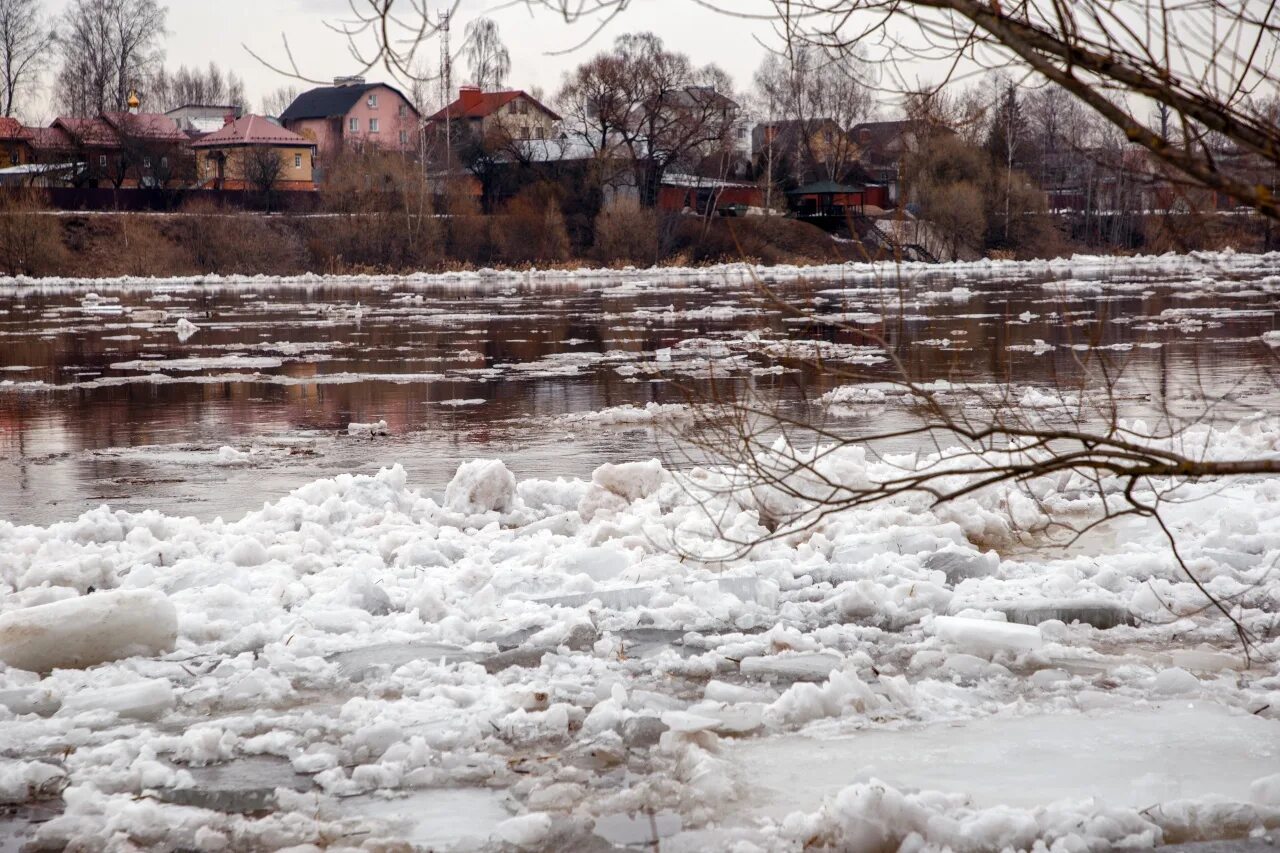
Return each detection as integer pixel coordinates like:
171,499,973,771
398,104,407,117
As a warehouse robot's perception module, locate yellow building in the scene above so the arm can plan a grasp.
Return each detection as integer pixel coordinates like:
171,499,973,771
190,115,317,191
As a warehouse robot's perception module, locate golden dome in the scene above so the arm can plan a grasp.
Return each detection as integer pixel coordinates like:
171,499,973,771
127,90,141,109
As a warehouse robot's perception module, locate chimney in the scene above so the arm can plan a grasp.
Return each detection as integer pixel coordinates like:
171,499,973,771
459,86,483,111
333,75,366,87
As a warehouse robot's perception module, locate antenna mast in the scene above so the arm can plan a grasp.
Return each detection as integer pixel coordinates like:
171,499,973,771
439,10,453,179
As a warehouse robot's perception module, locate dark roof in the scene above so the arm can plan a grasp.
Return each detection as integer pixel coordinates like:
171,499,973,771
280,83,419,122
786,180,865,195
424,90,561,124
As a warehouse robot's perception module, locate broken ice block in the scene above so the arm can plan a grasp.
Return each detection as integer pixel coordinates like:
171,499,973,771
59,678,175,720
740,653,843,682
932,615,1043,656
0,590,178,673
994,600,1134,630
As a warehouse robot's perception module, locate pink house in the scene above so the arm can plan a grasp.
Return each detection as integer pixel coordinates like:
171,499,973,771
279,77,420,160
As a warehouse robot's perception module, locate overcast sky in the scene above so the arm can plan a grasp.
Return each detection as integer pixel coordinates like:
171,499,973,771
33,0,826,119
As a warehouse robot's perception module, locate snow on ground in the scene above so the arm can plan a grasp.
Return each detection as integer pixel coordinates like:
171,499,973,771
1,414,1279,851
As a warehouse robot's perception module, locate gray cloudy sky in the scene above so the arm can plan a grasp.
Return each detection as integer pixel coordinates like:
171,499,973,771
34,0,810,117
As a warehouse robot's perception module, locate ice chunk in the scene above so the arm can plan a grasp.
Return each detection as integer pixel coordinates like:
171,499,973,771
444,459,517,514
578,459,666,520
1251,772,1280,805
0,687,60,717
346,419,389,437
0,590,178,673
931,615,1042,656
0,761,65,804
328,642,484,681
174,318,199,342
924,549,997,584
492,812,552,848
531,585,658,610
740,653,843,682
994,600,1135,630
1153,667,1200,695
59,678,175,720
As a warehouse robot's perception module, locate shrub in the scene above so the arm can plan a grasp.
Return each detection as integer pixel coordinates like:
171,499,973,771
492,184,571,265
0,190,68,276
591,196,660,265
177,198,305,275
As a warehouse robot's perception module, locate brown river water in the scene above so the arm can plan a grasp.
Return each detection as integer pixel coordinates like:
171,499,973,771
1,259,1277,525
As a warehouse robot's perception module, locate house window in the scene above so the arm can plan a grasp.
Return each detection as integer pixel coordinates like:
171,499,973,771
398,104,407,117
399,130,409,145
99,154,107,167
160,156,168,168
349,117,359,132
368,93,378,108
520,126,529,140
294,153,302,168
535,126,545,140
369,118,379,133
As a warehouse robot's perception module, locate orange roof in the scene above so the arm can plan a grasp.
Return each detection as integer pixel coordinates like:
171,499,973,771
424,90,561,123
190,114,314,148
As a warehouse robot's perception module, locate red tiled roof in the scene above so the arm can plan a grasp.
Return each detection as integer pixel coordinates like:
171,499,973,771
25,126,72,151
101,112,186,142
424,90,561,123
53,117,119,146
0,117,27,141
190,114,314,148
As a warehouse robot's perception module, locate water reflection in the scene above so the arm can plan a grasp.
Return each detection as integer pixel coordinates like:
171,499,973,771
1,265,1276,524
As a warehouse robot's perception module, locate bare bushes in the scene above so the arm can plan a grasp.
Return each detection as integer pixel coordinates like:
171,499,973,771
492,184,571,266
0,190,67,276
312,152,442,272
177,199,304,275
591,196,660,265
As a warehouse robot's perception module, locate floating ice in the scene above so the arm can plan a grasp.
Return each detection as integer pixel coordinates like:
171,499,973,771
346,419,389,437
174,318,199,342
59,678,175,720
931,615,1043,656
0,590,178,673
444,458,517,514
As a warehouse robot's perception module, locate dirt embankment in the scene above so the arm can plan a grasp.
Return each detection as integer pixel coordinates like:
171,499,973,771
4,210,876,279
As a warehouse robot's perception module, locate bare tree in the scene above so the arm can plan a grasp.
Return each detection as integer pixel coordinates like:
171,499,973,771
260,85,299,118
0,0,51,118
55,0,166,115
463,17,510,92
557,33,737,208
150,62,247,112
244,147,284,210
754,43,875,185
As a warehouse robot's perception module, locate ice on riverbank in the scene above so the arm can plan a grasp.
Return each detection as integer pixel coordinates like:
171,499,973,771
0,417,1278,850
